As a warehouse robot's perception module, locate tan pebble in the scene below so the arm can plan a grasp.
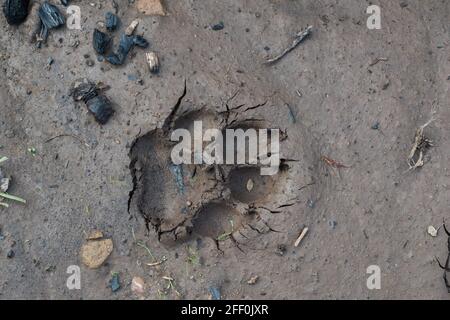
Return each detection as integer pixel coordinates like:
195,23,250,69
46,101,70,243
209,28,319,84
136,0,166,16
80,238,113,268
86,230,103,240
131,276,145,295
247,275,259,285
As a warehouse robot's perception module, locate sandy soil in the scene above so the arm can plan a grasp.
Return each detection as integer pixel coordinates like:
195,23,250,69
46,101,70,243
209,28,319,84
0,0,449,299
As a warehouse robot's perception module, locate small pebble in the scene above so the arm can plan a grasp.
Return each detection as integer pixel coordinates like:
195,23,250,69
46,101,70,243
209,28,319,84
246,179,254,192
247,275,259,285
7,249,14,259
131,276,145,295
371,122,380,130
328,220,337,229
276,244,286,256
428,225,438,237
211,21,224,31
209,286,221,300
110,273,121,292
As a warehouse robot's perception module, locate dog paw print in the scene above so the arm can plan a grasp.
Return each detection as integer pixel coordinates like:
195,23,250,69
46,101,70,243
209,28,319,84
128,86,294,251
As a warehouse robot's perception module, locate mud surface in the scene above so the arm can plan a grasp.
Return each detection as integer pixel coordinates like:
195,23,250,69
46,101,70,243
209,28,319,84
0,0,449,299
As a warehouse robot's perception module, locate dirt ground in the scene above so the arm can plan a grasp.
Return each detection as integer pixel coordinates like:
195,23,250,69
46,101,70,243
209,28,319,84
0,0,449,299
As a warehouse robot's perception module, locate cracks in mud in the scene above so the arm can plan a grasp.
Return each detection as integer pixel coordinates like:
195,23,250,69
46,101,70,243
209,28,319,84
128,83,295,252
162,80,187,133
218,90,268,128
128,81,187,216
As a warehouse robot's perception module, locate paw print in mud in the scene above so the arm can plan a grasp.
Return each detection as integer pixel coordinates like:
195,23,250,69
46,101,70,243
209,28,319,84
128,86,294,251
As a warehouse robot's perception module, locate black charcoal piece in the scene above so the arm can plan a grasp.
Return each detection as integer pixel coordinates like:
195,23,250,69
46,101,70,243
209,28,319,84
71,81,98,102
93,29,110,55
106,34,149,66
105,11,119,31
70,79,115,125
2,0,30,25
37,2,65,45
132,35,149,48
211,21,224,31
86,95,114,124
38,2,64,29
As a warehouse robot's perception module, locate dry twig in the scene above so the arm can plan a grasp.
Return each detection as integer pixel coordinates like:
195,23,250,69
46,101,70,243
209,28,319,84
294,227,309,247
265,26,313,64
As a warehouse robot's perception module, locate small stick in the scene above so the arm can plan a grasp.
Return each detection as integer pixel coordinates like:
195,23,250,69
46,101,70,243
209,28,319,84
146,259,166,267
265,26,313,64
321,155,350,169
45,134,90,148
298,182,315,191
369,57,388,67
294,227,309,247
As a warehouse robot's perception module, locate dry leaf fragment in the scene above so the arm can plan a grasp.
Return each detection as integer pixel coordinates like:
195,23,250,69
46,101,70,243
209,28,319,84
407,116,435,171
